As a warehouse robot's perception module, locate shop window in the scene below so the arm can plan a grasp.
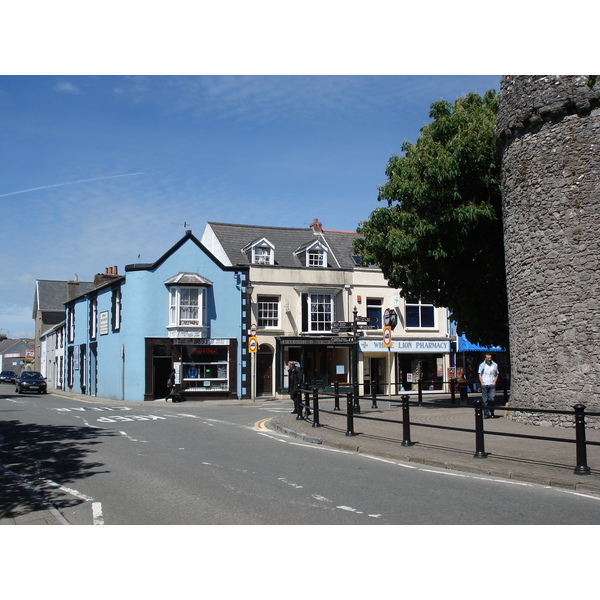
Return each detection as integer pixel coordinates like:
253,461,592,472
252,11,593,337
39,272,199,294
406,298,435,328
258,295,280,328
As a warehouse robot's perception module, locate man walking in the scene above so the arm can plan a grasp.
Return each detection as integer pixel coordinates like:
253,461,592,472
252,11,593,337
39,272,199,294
478,353,499,418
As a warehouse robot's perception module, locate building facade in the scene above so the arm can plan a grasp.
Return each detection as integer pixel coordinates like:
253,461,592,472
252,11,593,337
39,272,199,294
39,321,65,389
32,278,95,371
64,231,248,402
201,219,453,399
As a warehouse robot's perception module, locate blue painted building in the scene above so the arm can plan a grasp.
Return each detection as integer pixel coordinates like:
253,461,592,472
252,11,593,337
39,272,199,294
65,231,249,402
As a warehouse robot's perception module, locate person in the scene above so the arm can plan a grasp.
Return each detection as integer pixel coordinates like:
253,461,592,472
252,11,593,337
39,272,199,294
478,354,499,418
288,361,303,415
166,369,176,402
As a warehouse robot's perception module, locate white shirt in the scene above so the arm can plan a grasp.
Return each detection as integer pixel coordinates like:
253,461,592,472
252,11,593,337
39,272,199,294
478,361,499,386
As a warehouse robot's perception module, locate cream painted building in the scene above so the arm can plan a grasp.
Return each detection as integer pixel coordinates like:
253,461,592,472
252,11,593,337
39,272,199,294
201,219,453,399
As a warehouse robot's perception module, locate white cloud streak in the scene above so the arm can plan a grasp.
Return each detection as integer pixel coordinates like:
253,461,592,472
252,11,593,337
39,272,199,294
0,173,145,199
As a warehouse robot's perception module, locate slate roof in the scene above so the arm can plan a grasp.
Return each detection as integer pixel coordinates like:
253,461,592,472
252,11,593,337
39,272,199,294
203,222,365,270
33,279,96,317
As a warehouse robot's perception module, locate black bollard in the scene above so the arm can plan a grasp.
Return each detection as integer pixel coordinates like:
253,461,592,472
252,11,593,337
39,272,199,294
450,378,456,404
312,387,321,427
573,404,591,475
346,392,356,436
418,378,423,404
354,391,361,414
371,380,378,409
474,399,487,458
334,381,341,411
304,390,311,418
401,394,414,446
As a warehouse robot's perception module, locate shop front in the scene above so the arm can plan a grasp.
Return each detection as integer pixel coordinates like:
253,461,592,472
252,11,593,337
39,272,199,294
278,337,356,394
145,337,238,401
358,338,451,395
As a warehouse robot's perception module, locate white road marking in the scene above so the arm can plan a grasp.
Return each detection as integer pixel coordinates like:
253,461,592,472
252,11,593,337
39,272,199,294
1,467,70,525
92,502,104,525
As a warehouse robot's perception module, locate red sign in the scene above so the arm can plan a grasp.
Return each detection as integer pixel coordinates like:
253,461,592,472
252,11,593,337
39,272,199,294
248,336,258,353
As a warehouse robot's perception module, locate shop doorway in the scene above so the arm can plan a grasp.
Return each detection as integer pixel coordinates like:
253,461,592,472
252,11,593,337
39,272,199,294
369,357,386,394
256,345,273,396
152,344,173,399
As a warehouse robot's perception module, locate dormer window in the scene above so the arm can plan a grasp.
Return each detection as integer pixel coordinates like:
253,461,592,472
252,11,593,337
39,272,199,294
243,238,275,265
254,245,272,265
308,247,325,267
296,240,328,268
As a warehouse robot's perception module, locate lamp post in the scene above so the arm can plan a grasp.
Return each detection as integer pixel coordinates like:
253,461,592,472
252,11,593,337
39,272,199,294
246,281,256,401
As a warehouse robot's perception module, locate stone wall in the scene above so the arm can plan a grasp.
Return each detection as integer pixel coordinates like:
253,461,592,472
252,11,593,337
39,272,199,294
496,75,600,426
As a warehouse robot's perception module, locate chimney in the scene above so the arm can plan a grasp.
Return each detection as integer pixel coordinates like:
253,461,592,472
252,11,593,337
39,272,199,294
309,218,323,233
94,266,121,288
67,276,80,301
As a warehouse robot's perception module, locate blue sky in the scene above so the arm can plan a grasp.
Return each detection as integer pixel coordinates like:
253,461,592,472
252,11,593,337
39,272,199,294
0,75,501,338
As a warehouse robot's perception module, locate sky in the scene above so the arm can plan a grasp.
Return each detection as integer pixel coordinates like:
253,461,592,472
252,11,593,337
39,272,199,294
0,2,588,341
0,74,502,338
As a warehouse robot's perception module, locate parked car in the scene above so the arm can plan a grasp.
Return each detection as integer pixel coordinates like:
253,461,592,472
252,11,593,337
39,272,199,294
15,371,47,394
0,370,17,383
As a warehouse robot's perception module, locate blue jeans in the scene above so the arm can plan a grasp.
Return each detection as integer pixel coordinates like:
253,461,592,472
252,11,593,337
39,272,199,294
482,385,496,417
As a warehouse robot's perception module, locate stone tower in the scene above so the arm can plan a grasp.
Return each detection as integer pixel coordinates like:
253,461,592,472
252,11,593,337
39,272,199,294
496,75,600,425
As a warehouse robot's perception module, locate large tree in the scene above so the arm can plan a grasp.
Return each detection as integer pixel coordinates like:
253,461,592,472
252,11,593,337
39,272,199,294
355,90,508,347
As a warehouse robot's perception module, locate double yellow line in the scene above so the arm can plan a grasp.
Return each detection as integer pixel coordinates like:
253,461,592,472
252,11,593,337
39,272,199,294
254,417,275,431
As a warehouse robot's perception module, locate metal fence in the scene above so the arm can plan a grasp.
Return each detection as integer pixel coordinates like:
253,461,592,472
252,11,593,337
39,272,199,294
296,383,600,475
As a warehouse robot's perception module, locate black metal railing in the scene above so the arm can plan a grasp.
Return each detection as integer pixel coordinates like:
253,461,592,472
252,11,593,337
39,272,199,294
296,385,600,475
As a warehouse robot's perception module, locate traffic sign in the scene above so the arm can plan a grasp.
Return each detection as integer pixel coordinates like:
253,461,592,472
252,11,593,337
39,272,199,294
248,336,258,353
384,308,391,326
355,316,378,323
383,326,392,347
357,324,378,330
333,321,354,327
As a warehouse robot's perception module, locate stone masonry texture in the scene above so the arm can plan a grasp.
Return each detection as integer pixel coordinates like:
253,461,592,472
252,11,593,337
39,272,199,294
496,75,600,426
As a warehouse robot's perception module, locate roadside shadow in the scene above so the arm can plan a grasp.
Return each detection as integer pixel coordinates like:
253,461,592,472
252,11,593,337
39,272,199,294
0,419,116,520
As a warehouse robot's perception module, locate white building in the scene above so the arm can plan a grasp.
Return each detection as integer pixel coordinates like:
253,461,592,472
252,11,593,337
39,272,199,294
201,219,453,399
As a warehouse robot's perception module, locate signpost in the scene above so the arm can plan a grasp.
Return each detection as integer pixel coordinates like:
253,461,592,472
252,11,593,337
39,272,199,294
383,326,393,400
248,333,257,402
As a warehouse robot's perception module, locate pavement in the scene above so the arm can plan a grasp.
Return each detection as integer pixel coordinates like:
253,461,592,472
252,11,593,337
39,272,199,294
2,389,600,525
270,395,600,495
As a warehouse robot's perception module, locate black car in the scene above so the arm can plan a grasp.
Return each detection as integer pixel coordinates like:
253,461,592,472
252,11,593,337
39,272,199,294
0,370,17,383
15,371,47,394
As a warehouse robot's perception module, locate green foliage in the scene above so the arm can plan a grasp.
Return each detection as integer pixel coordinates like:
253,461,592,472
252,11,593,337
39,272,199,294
355,90,508,347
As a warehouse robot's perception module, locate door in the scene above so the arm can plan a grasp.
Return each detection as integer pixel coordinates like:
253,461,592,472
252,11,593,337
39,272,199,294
256,345,273,396
371,357,385,394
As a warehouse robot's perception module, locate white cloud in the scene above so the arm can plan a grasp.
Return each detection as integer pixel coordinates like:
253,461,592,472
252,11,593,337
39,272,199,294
54,80,82,94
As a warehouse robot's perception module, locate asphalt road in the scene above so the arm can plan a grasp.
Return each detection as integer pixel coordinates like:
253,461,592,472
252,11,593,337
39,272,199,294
2,385,600,525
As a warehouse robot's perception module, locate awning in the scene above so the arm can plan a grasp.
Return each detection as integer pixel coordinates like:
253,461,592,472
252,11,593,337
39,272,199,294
457,334,505,353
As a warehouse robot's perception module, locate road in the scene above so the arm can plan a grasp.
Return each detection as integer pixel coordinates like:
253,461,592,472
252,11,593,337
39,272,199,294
2,384,600,525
